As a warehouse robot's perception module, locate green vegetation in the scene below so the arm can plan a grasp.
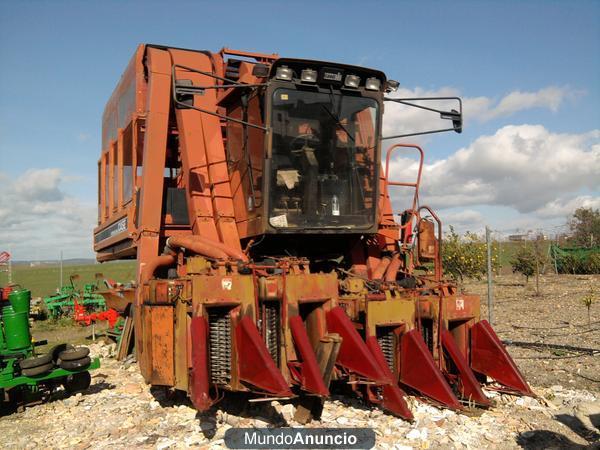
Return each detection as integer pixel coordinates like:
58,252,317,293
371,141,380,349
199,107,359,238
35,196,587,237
441,227,499,282
511,246,536,282
0,261,136,298
568,207,600,248
581,288,595,326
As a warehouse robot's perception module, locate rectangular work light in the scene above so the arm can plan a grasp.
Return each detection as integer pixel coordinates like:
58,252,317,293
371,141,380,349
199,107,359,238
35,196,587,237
365,77,381,91
344,74,360,88
276,66,293,81
300,69,317,83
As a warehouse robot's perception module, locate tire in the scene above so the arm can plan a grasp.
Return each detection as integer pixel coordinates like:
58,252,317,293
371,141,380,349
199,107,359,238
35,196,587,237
50,343,74,363
63,371,91,394
58,347,90,361
19,353,53,369
22,362,54,377
60,356,91,371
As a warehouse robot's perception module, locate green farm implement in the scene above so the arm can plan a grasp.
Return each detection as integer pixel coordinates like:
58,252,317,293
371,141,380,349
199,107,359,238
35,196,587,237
0,286,99,412
43,275,107,319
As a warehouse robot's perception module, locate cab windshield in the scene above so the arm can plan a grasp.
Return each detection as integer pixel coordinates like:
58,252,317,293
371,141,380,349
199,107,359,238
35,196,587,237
269,88,378,229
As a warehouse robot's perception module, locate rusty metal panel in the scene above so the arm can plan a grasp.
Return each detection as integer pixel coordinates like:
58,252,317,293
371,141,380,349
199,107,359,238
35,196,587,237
366,298,415,336
140,305,153,380
191,275,255,310
148,305,175,386
418,219,437,260
174,300,189,391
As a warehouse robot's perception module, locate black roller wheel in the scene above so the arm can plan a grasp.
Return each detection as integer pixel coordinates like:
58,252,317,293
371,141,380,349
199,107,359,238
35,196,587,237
22,362,54,377
60,356,91,371
50,343,74,363
63,371,91,394
58,347,90,361
19,353,53,369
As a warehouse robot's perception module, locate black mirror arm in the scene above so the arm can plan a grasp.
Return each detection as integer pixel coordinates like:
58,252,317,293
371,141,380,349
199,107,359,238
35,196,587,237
382,96,463,139
382,127,459,140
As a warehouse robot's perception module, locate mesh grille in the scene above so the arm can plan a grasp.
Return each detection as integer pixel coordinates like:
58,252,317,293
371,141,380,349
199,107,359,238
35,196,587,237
208,308,231,384
377,327,395,372
262,302,280,367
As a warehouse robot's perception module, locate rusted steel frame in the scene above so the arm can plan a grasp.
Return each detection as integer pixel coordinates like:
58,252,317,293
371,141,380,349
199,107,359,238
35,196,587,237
168,50,244,251
136,46,171,241
170,61,221,241
134,47,173,377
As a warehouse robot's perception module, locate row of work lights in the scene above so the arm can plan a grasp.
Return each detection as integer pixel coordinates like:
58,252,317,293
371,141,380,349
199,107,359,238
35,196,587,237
275,65,392,92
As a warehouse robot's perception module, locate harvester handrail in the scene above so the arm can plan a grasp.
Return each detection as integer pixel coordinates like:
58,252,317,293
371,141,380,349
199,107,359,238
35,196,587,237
418,205,443,283
384,144,424,215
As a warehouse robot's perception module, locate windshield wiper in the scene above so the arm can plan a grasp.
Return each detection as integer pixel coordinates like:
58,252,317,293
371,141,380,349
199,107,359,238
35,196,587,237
322,88,355,143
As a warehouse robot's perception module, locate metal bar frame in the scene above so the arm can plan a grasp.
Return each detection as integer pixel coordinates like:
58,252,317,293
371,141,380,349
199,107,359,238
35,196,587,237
382,96,462,140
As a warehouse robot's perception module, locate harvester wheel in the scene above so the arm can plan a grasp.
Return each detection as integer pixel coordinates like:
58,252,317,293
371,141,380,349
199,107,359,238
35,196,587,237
58,347,90,361
19,353,53,369
63,371,91,393
50,343,74,363
22,362,54,377
59,356,91,370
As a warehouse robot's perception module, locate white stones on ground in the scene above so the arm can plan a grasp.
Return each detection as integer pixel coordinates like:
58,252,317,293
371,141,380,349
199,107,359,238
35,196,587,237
1,349,598,450
155,437,177,450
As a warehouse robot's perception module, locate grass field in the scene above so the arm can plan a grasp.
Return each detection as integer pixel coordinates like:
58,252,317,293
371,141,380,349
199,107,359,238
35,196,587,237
0,261,136,298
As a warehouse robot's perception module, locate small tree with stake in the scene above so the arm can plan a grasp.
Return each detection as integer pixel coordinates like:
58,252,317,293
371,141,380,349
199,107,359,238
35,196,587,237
511,245,535,283
511,239,547,295
581,288,595,327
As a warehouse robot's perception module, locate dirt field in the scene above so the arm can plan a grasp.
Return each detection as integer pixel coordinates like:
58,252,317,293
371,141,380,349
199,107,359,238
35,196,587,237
466,274,599,393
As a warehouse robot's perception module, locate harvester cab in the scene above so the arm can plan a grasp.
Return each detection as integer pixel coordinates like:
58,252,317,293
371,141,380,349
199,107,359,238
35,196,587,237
93,44,532,421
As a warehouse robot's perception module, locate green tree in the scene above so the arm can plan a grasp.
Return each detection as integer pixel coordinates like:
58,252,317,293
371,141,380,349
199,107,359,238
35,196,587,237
568,207,600,248
511,245,535,282
442,227,498,283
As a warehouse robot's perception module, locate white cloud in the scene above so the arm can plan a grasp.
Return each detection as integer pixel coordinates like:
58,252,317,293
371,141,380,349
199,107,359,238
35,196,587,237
0,168,96,260
388,125,600,218
383,85,579,138
535,195,600,219
440,209,485,229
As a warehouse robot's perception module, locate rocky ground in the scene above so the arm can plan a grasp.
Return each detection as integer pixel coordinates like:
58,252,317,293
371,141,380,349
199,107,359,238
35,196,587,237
1,274,599,449
466,274,599,393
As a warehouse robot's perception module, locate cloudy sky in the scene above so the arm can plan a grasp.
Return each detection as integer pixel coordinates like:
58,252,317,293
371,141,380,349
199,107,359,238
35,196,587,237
0,1,598,260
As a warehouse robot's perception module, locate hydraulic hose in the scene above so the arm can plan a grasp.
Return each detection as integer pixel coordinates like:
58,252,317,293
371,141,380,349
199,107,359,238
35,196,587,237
167,235,248,262
142,235,249,285
141,253,176,285
372,256,391,280
384,253,402,282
